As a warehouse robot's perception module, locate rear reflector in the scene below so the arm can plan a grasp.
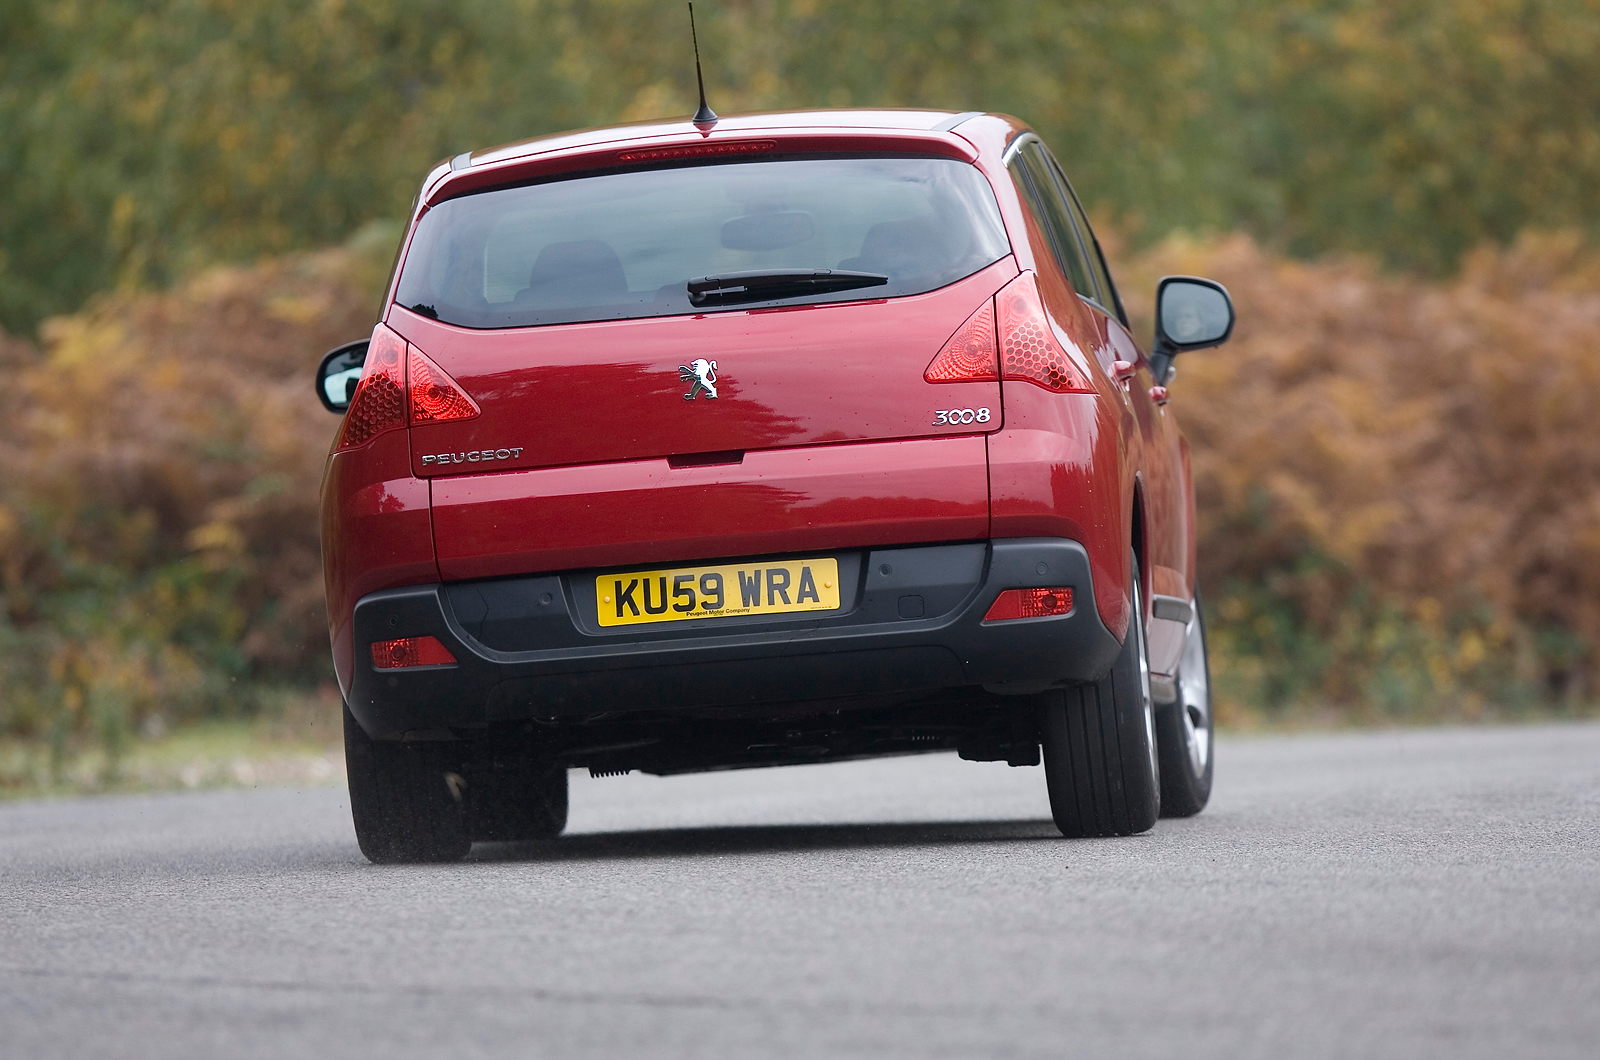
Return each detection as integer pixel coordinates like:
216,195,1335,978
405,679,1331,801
983,587,1073,622
996,273,1093,393
336,324,407,450
370,636,458,669
925,301,999,383
409,348,480,423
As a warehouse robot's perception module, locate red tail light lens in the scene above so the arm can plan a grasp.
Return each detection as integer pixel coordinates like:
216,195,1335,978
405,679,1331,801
925,301,998,383
370,636,458,669
984,587,1074,622
408,349,480,423
996,273,1093,393
336,324,407,450
336,328,479,450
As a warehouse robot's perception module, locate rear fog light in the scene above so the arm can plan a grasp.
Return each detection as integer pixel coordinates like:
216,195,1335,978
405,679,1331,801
371,636,458,669
984,587,1073,622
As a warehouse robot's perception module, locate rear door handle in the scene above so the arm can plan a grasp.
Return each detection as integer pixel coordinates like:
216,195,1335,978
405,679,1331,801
1112,359,1137,385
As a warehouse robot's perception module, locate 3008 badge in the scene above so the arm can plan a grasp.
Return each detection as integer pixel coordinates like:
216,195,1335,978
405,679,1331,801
933,408,992,426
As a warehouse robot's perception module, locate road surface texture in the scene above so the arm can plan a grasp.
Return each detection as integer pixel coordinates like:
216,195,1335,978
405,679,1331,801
2,722,1597,1059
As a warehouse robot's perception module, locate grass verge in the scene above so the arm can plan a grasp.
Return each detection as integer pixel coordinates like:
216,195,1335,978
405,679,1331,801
0,687,344,800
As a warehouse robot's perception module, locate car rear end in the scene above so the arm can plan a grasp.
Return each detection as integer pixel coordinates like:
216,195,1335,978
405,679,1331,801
322,116,1121,776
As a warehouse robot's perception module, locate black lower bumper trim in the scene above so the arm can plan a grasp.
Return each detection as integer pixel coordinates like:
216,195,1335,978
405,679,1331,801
345,538,1119,739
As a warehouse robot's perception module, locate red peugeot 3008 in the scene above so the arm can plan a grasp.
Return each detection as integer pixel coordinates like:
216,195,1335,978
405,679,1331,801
316,110,1235,863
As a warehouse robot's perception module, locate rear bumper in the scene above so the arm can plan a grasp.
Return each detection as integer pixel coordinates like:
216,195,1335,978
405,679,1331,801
346,537,1120,739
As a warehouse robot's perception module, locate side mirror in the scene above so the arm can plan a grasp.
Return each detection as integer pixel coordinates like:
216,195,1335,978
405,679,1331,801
316,339,370,413
1151,276,1234,384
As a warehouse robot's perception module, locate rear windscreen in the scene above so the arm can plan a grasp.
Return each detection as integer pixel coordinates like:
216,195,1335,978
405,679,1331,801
394,157,1011,329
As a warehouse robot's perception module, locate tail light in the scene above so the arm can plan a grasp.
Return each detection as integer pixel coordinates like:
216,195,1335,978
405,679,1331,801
370,636,458,669
984,587,1074,622
995,273,1093,393
409,349,480,423
925,302,998,383
336,324,407,450
336,325,478,451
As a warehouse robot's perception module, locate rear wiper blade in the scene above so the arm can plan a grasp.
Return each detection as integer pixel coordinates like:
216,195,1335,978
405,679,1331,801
686,269,888,308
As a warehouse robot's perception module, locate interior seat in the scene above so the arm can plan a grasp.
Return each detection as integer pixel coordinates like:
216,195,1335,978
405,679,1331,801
837,217,948,278
515,240,629,307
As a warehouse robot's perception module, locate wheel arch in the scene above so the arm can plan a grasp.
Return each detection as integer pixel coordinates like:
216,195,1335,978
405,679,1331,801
1129,473,1150,633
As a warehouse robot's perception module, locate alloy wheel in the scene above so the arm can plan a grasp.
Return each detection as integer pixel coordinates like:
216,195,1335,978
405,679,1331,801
1177,610,1211,778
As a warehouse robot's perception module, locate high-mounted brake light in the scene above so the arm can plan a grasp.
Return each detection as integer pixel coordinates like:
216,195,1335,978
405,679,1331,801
925,301,998,383
616,140,777,163
409,349,479,423
996,273,1093,393
370,636,458,669
336,324,407,450
984,587,1074,622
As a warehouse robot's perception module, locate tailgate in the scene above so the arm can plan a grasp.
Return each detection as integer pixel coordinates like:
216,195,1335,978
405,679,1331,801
388,257,1015,475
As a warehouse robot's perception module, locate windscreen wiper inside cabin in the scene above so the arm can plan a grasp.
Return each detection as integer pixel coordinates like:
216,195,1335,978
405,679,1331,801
686,269,888,308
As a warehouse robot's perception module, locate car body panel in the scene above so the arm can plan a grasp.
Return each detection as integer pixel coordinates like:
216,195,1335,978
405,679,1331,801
447,110,982,197
980,127,1137,641
468,109,979,171
320,430,438,695
432,128,981,209
429,435,990,582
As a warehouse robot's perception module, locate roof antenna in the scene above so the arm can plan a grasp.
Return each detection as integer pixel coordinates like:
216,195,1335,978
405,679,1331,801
688,3,718,129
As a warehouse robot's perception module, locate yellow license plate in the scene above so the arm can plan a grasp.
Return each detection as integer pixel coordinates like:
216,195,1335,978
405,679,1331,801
596,558,840,627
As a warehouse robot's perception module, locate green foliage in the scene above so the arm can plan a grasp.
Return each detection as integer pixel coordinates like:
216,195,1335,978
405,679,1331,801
4,0,1600,334
0,234,390,779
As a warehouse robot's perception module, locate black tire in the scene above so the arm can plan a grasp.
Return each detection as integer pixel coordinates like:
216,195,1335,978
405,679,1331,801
1156,590,1214,817
1039,551,1161,837
467,758,569,842
343,703,471,864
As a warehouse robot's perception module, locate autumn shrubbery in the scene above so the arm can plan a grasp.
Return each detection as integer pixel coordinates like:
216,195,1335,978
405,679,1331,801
0,225,398,780
1117,230,1600,723
1,226,1597,780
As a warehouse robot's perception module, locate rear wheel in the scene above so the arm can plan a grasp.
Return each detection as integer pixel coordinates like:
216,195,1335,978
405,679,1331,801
1039,551,1161,837
1156,591,1214,817
344,703,471,864
467,758,569,842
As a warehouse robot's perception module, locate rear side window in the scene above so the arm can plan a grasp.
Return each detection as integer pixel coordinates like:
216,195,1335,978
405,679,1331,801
1043,150,1126,323
1009,141,1100,305
396,157,1010,329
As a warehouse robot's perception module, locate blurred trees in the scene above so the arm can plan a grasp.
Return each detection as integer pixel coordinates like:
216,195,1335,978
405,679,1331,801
4,0,1600,336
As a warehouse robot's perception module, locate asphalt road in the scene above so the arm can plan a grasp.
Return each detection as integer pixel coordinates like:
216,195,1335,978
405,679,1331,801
2,723,1598,1060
